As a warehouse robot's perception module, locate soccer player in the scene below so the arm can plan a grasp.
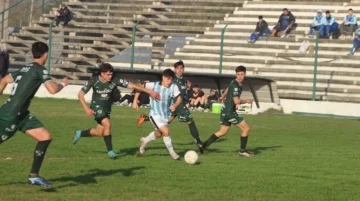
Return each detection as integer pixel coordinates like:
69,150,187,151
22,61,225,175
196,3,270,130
0,42,69,187
135,61,205,153
132,69,182,160
203,66,255,157
72,63,159,159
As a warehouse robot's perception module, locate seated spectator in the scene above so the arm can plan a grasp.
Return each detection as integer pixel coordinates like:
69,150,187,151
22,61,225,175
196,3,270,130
119,89,136,106
119,80,150,106
190,84,205,110
270,8,296,38
247,16,271,44
91,58,103,77
309,10,324,38
340,8,358,39
55,4,71,27
203,89,220,112
347,28,360,55
186,80,193,107
323,10,339,38
0,47,9,80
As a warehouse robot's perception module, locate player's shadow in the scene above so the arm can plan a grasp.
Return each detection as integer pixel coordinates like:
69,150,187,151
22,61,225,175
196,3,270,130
41,166,145,192
119,146,165,157
175,138,227,146
235,146,282,155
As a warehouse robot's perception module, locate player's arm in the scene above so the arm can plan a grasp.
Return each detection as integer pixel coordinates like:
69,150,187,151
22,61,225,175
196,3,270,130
170,85,182,112
0,74,13,96
233,97,253,105
78,80,95,116
219,87,228,102
132,91,141,111
44,77,68,94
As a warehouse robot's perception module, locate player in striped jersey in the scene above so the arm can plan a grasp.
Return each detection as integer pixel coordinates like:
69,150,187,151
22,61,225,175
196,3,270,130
132,69,182,160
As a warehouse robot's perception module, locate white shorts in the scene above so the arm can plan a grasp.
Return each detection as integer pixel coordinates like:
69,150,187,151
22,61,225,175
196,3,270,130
149,115,168,130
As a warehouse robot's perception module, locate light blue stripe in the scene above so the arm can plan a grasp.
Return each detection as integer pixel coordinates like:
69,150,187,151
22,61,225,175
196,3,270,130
155,82,162,116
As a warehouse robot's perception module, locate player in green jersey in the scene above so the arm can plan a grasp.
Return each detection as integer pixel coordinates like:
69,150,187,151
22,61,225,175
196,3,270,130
135,61,205,153
0,42,69,187
72,63,159,159
203,66,255,157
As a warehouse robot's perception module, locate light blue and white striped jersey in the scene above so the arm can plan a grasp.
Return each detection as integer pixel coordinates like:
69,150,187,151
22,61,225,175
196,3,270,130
145,81,180,119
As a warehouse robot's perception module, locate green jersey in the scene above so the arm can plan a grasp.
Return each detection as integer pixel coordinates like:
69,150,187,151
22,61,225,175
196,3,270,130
0,62,51,115
222,79,243,114
81,76,129,113
174,76,187,102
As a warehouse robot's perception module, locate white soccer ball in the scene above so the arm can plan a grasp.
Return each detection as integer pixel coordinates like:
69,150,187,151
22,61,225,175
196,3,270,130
184,150,199,164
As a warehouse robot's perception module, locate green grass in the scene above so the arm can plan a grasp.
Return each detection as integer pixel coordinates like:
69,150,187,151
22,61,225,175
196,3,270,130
0,97,359,201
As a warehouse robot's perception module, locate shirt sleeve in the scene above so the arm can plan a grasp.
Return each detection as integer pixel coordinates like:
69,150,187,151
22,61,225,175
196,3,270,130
114,77,129,88
145,82,155,90
228,82,240,99
9,71,18,81
81,78,96,94
349,15,357,24
173,85,180,98
38,68,51,84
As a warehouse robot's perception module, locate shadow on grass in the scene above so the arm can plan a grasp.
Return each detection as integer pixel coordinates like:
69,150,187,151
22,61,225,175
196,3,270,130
119,146,165,157
234,146,282,155
41,166,145,192
175,138,227,146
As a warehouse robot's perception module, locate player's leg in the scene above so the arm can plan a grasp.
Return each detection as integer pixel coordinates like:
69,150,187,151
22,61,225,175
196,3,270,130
203,125,230,149
158,124,180,160
235,120,254,157
73,109,107,144
100,118,117,159
138,116,162,156
21,113,52,187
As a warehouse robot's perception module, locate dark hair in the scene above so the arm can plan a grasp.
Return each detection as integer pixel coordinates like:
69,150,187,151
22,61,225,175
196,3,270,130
326,10,330,14
349,8,353,11
174,60,184,68
193,84,199,88
32,42,48,59
258,16,263,19
283,8,288,11
235,65,246,73
96,58,102,64
162,68,175,78
99,63,114,73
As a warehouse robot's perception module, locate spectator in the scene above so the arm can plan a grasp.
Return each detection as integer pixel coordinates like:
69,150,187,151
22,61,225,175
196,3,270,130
323,10,339,38
92,58,103,77
247,16,271,44
190,84,205,110
0,47,9,80
186,79,193,107
55,4,71,27
309,10,325,38
119,89,136,106
270,8,296,38
203,89,220,112
119,80,150,106
340,8,358,39
347,28,360,55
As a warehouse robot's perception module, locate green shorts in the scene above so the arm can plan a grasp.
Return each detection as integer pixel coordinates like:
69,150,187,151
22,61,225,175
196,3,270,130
92,106,110,125
0,110,44,144
220,111,243,126
171,104,193,123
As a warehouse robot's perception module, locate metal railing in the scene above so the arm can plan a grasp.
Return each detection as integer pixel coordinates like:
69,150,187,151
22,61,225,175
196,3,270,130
312,27,322,101
130,21,140,70
219,24,228,75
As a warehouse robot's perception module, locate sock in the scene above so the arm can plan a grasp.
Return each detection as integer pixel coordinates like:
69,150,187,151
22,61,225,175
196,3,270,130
142,131,157,144
144,115,150,121
30,140,52,175
240,136,248,152
103,135,113,151
163,136,174,153
81,129,91,137
188,121,201,144
203,134,219,148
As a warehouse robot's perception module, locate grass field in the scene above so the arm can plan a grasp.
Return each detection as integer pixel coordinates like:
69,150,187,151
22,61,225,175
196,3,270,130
0,97,359,201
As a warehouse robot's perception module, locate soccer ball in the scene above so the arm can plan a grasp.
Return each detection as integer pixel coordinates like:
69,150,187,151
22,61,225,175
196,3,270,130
184,150,199,164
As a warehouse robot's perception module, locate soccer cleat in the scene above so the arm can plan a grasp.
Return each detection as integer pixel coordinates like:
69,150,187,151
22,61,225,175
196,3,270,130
170,152,180,160
108,150,118,159
347,52,354,56
28,176,52,188
136,114,148,127
138,137,146,156
239,150,255,157
72,130,82,145
197,143,205,154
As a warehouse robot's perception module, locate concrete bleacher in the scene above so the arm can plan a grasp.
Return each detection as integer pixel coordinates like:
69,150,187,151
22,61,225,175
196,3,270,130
160,1,360,103
1,0,360,103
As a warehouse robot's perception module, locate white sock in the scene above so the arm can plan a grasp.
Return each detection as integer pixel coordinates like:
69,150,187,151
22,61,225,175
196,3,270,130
142,131,157,144
163,136,175,153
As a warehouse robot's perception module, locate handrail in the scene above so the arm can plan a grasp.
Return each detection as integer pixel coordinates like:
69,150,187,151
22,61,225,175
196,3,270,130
312,26,322,101
130,21,140,70
218,24,228,75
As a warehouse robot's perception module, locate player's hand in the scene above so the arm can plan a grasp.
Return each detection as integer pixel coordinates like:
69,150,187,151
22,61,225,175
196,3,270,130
86,108,95,116
150,91,160,100
218,97,223,103
61,77,69,86
170,104,176,112
132,102,139,111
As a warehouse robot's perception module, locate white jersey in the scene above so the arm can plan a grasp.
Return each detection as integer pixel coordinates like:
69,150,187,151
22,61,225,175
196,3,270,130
145,81,180,119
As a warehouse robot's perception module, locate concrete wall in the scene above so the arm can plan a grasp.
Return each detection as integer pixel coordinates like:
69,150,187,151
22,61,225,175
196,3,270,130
281,99,360,118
